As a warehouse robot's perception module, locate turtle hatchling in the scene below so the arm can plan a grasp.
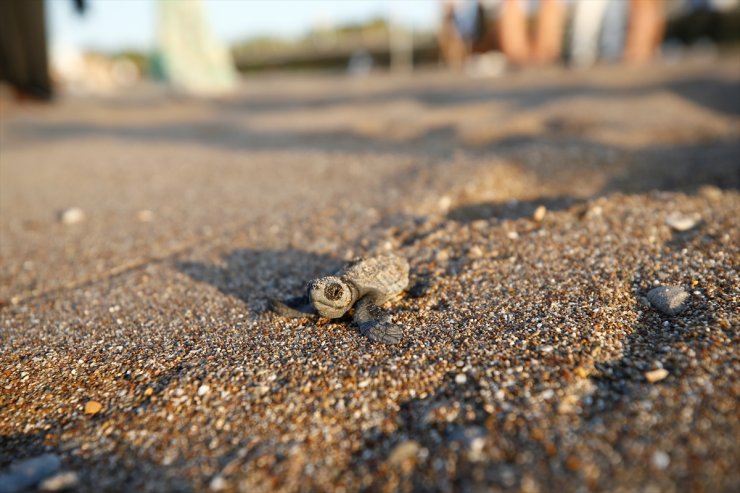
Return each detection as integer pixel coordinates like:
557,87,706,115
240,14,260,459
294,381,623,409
269,254,410,344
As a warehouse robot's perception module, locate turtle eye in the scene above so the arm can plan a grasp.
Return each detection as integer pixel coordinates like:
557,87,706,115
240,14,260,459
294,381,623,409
324,282,343,301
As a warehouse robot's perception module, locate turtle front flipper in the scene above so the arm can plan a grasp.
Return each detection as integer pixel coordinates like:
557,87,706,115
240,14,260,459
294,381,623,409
353,296,403,344
269,295,317,318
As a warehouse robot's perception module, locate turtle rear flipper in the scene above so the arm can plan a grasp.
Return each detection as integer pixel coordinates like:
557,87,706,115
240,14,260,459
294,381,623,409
269,295,316,318
354,296,403,344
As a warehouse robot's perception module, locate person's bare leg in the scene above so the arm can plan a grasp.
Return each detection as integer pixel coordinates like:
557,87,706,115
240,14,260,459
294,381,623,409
625,0,665,64
533,0,565,64
499,0,530,64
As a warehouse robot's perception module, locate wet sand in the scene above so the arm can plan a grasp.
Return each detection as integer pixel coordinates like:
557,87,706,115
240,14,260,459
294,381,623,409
1,58,738,492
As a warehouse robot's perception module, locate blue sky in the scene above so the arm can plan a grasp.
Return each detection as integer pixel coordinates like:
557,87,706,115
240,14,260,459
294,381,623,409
48,0,439,52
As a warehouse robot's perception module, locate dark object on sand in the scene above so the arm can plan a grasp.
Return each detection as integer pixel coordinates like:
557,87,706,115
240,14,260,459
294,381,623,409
0,0,86,102
647,285,690,316
0,454,61,493
0,0,52,101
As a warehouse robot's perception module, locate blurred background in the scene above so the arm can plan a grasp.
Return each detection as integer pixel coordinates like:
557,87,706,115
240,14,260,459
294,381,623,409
1,0,738,98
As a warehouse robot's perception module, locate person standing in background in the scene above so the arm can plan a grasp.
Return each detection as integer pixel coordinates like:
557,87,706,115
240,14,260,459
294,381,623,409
0,0,86,101
498,0,566,65
625,0,666,63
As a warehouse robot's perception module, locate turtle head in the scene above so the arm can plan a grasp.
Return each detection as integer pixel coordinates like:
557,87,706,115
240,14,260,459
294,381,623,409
308,276,353,318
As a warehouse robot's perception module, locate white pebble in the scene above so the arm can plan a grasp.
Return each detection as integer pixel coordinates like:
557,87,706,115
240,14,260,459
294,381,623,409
665,212,700,232
468,436,486,462
59,207,85,225
651,450,670,469
455,373,467,384
197,384,210,397
540,389,555,400
209,475,228,491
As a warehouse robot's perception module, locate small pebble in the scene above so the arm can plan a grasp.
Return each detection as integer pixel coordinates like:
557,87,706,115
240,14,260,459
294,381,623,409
58,207,85,225
197,384,210,397
647,286,689,316
209,475,228,491
565,455,582,471
645,368,669,383
665,212,700,232
455,373,467,384
84,401,103,415
468,245,483,259
586,205,603,218
651,451,670,470
533,205,547,222
137,209,155,222
388,440,420,465
39,471,79,491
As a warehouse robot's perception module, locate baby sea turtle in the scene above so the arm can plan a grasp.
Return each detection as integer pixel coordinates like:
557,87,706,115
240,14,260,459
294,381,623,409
269,254,409,344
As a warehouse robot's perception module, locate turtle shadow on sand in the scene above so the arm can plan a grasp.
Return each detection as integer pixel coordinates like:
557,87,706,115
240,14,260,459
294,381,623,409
447,195,584,223
174,248,344,317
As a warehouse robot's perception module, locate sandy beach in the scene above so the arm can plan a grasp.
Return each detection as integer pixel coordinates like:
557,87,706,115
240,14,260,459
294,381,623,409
1,57,738,492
